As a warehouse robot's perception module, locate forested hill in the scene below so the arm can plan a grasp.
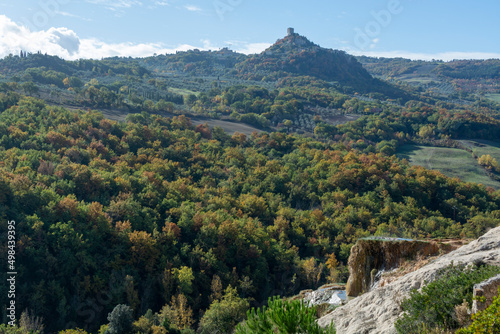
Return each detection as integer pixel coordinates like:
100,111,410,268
1,91,500,333
0,53,150,79
140,47,247,77
238,33,370,84
235,32,407,98
357,56,500,80
356,56,500,103
0,30,409,102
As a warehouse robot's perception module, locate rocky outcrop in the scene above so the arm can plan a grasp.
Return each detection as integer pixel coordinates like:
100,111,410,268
345,238,462,297
317,227,500,334
301,285,347,307
472,274,500,313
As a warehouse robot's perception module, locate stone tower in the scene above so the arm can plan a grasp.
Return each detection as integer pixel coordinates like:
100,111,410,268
287,27,295,36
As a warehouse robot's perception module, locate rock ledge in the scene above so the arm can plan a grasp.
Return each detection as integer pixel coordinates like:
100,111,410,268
317,227,500,334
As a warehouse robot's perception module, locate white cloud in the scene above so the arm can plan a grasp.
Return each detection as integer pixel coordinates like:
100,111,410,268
0,15,81,57
234,42,272,55
222,40,271,55
184,5,202,12
149,1,204,12
55,11,92,21
48,28,81,55
154,0,174,6
0,15,199,59
369,38,380,50
85,0,142,10
337,11,347,19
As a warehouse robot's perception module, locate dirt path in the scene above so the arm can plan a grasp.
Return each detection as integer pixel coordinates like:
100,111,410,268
60,105,264,136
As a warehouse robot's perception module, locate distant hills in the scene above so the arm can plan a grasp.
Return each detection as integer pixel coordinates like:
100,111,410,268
236,31,409,98
1,28,499,108
139,29,409,99
0,29,411,100
356,56,500,100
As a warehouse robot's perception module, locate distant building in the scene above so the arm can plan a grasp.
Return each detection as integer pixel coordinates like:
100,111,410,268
287,27,295,36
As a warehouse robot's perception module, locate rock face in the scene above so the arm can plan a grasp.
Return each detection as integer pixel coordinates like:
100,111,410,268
301,285,347,307
317,227,500,334
472,274,500,313
346,238,442,297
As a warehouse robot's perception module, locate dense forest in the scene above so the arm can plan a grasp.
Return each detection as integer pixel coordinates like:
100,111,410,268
1,90,500,332
1,31,500,333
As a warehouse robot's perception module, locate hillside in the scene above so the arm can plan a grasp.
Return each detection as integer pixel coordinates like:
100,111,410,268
140,47,247,77
357,56,500,114
236,31,407,99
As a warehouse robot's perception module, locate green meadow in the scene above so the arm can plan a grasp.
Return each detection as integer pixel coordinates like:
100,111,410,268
397,144,500,189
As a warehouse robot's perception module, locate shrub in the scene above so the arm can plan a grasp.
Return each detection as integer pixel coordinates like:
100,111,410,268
395,263,500,333
234,297,335,334
456,287,500,334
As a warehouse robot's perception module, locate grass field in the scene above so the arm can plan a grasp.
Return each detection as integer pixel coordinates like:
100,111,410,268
460,139,500,161
485,94,500,103
397,144,500,189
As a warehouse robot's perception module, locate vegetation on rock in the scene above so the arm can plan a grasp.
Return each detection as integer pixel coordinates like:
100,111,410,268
395,263,500,333
457,287,500,334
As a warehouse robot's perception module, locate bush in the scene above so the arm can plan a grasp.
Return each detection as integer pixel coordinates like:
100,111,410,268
395,263,500,333
234,297,335,334
456,287,500,334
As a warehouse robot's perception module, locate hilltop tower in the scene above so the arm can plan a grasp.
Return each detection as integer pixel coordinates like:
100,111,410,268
287,27,295,36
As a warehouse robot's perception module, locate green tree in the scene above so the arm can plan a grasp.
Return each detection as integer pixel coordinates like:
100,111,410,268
158,293,193,331
174,266,194,295
21,81,39,95
184,94,197,106
198,286,250,334
107,305,134,334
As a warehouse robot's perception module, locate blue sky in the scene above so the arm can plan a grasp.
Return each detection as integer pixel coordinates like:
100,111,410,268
1,0,500,60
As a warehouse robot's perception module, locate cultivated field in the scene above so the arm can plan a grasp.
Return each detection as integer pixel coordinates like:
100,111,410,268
397,144,500,189
459,139,500,161
485,94,500,103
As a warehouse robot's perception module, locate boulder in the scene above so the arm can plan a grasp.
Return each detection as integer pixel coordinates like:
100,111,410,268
302,285,347,307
